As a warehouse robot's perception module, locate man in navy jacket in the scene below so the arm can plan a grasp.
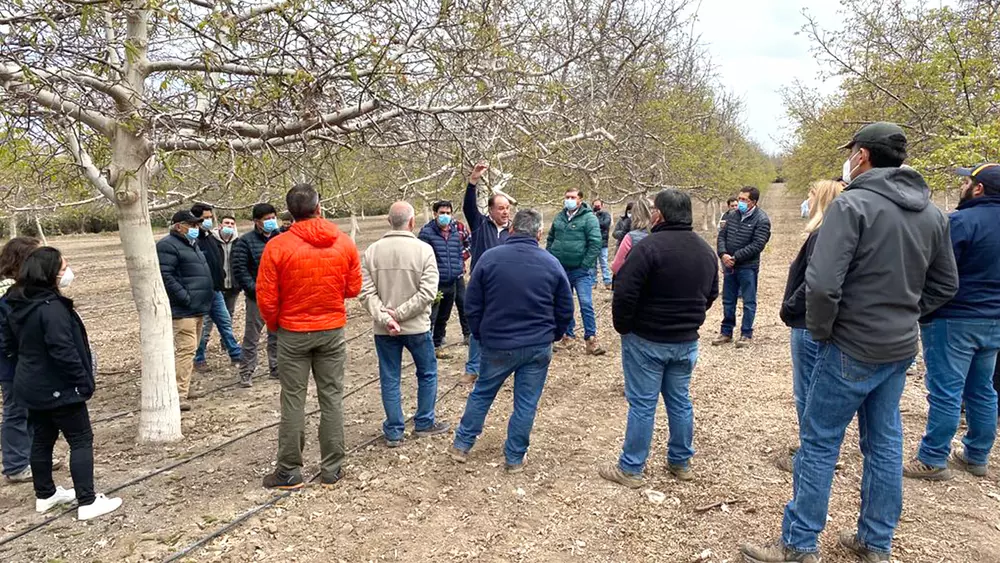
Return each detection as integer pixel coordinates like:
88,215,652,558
461,161,512,384
418,200,466,358
905,163,1000,481
448,209,573,473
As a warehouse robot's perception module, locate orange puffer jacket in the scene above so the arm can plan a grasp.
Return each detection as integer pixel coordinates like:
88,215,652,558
257,218,362,333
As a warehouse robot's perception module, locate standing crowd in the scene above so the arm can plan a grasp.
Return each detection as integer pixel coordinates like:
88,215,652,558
0,122,997,563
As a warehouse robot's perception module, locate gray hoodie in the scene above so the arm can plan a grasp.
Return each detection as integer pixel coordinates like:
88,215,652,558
212,228,238,290
806,166,958,363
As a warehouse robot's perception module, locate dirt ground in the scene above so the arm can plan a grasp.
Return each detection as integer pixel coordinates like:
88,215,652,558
0,185,998,563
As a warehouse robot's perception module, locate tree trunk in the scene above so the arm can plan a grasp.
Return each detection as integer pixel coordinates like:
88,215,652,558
702,200,712,232
34,215,47,245
349,211,359,241
112,128,183,443
7,213,17,238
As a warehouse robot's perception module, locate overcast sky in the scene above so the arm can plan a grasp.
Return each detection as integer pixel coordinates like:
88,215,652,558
692,1,846,155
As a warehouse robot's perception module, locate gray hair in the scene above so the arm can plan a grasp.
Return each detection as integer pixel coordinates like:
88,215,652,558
388,201,415,230
511,208,543,236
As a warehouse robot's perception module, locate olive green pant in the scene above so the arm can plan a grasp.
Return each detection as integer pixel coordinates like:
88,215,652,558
275,327,346,482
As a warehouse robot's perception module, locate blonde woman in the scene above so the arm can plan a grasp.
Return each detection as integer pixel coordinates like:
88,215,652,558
610,198,654,275
775,179,843,472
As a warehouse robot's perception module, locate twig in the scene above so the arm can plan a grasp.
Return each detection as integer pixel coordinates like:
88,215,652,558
693,498,740,513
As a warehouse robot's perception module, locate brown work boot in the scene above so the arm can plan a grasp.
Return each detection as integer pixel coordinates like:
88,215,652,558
556,335,577,350
735,336,752,349
447,445,468,463
668,462,694,481
598,463,643,489
459,372,477,385
712,334,733,346
585,337,606,356
435,347,452,360
775,451,794,473
740,540,821,562
838,530,890,562
902,458,952,481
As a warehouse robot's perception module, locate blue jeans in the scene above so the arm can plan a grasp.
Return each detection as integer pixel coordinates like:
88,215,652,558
374,333,439,441
594,248,612,285
453,344,553,465
564,268,597,340
465,334,481,376
1,382,31,476
195,291,242,363
918,318,1000,467
721,265,758,338
618,333,698,473
782,341,912,555
790,328,821,429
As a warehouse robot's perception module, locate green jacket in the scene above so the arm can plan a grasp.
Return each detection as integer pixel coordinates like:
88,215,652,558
546,203,602,269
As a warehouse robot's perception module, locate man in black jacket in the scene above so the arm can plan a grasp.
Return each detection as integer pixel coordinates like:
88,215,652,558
191,204,241,372
600,189,718,489
714,186,771,348
592,199,612,288
232,203,280,387
157,210,214,411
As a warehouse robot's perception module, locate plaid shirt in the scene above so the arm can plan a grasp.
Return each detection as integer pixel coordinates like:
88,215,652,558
456,221,472,271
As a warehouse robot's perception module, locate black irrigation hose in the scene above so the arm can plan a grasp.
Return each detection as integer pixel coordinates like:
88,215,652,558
0,338,464,550
90,327,375,425
161,380,465,563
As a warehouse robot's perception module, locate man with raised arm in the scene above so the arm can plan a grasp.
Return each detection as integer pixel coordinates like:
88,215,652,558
461,161,511,385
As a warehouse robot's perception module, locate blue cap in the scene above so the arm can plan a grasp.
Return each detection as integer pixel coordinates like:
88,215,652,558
956,163,1000,192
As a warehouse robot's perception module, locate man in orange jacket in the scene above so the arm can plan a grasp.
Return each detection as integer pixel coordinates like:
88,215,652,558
256,184,362,489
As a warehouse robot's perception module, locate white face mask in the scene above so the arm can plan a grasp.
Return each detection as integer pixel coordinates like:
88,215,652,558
842,151,860,184
59,267,75,289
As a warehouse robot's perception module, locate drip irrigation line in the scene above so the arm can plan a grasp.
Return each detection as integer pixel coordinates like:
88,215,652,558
90,327,375,425
0,337,463,550
161,381,464,563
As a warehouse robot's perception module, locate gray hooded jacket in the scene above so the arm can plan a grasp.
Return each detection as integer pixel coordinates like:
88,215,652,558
806,166,958,363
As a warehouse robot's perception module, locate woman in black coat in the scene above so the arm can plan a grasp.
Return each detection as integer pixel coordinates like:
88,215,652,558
1,247,122,520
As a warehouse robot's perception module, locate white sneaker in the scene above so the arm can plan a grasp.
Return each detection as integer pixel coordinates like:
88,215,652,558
35,486,76,513
77,494,122,521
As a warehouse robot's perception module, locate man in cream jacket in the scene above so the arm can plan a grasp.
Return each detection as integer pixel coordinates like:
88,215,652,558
360,201,451,447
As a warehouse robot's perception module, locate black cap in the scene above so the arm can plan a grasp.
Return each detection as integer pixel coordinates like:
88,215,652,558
171,210,202,225
838,122,907,153
956,163,1000,192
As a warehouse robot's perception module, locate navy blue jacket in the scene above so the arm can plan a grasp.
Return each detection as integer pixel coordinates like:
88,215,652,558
466,235,574,350
157,231,214,318
418,220,464,285
717,206,771,266
231,228,278,300
924,195,1000,320
463,183,510,272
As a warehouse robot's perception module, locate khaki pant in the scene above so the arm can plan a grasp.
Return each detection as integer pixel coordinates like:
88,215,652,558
276,328,346,482
173,317,204,399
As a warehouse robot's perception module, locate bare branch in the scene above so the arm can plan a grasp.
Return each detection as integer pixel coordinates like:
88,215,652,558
62,124,114,200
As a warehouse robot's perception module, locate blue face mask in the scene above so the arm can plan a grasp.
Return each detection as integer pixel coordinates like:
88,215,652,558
186,227,200,241
262,218,279,233
737,201,749,213
221,226,236,238
202,218,213,230
437,214,451,227
564,199,578,211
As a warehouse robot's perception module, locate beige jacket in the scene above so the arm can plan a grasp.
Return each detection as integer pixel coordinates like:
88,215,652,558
359,230,439,336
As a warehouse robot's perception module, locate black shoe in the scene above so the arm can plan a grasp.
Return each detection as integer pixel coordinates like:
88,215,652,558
321,469,344,488
262,471,304,490
414,421,451,437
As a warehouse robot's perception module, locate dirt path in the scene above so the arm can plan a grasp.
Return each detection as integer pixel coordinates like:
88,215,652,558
1,187,998,562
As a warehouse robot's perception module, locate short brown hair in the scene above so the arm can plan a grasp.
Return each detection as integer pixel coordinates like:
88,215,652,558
0,237,41,279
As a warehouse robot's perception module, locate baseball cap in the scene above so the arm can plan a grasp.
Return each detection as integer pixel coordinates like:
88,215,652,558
956,163,1000,192
838,122,907,153
171,210,202,224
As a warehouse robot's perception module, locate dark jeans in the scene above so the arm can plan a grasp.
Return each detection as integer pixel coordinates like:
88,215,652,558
29,402,95,506
374,333,439,441
195,290,242,363
1,381,31,476
455,276,470,338
430,280,458,348
721,265,758,338
453,344,553,465
240,298,278,381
